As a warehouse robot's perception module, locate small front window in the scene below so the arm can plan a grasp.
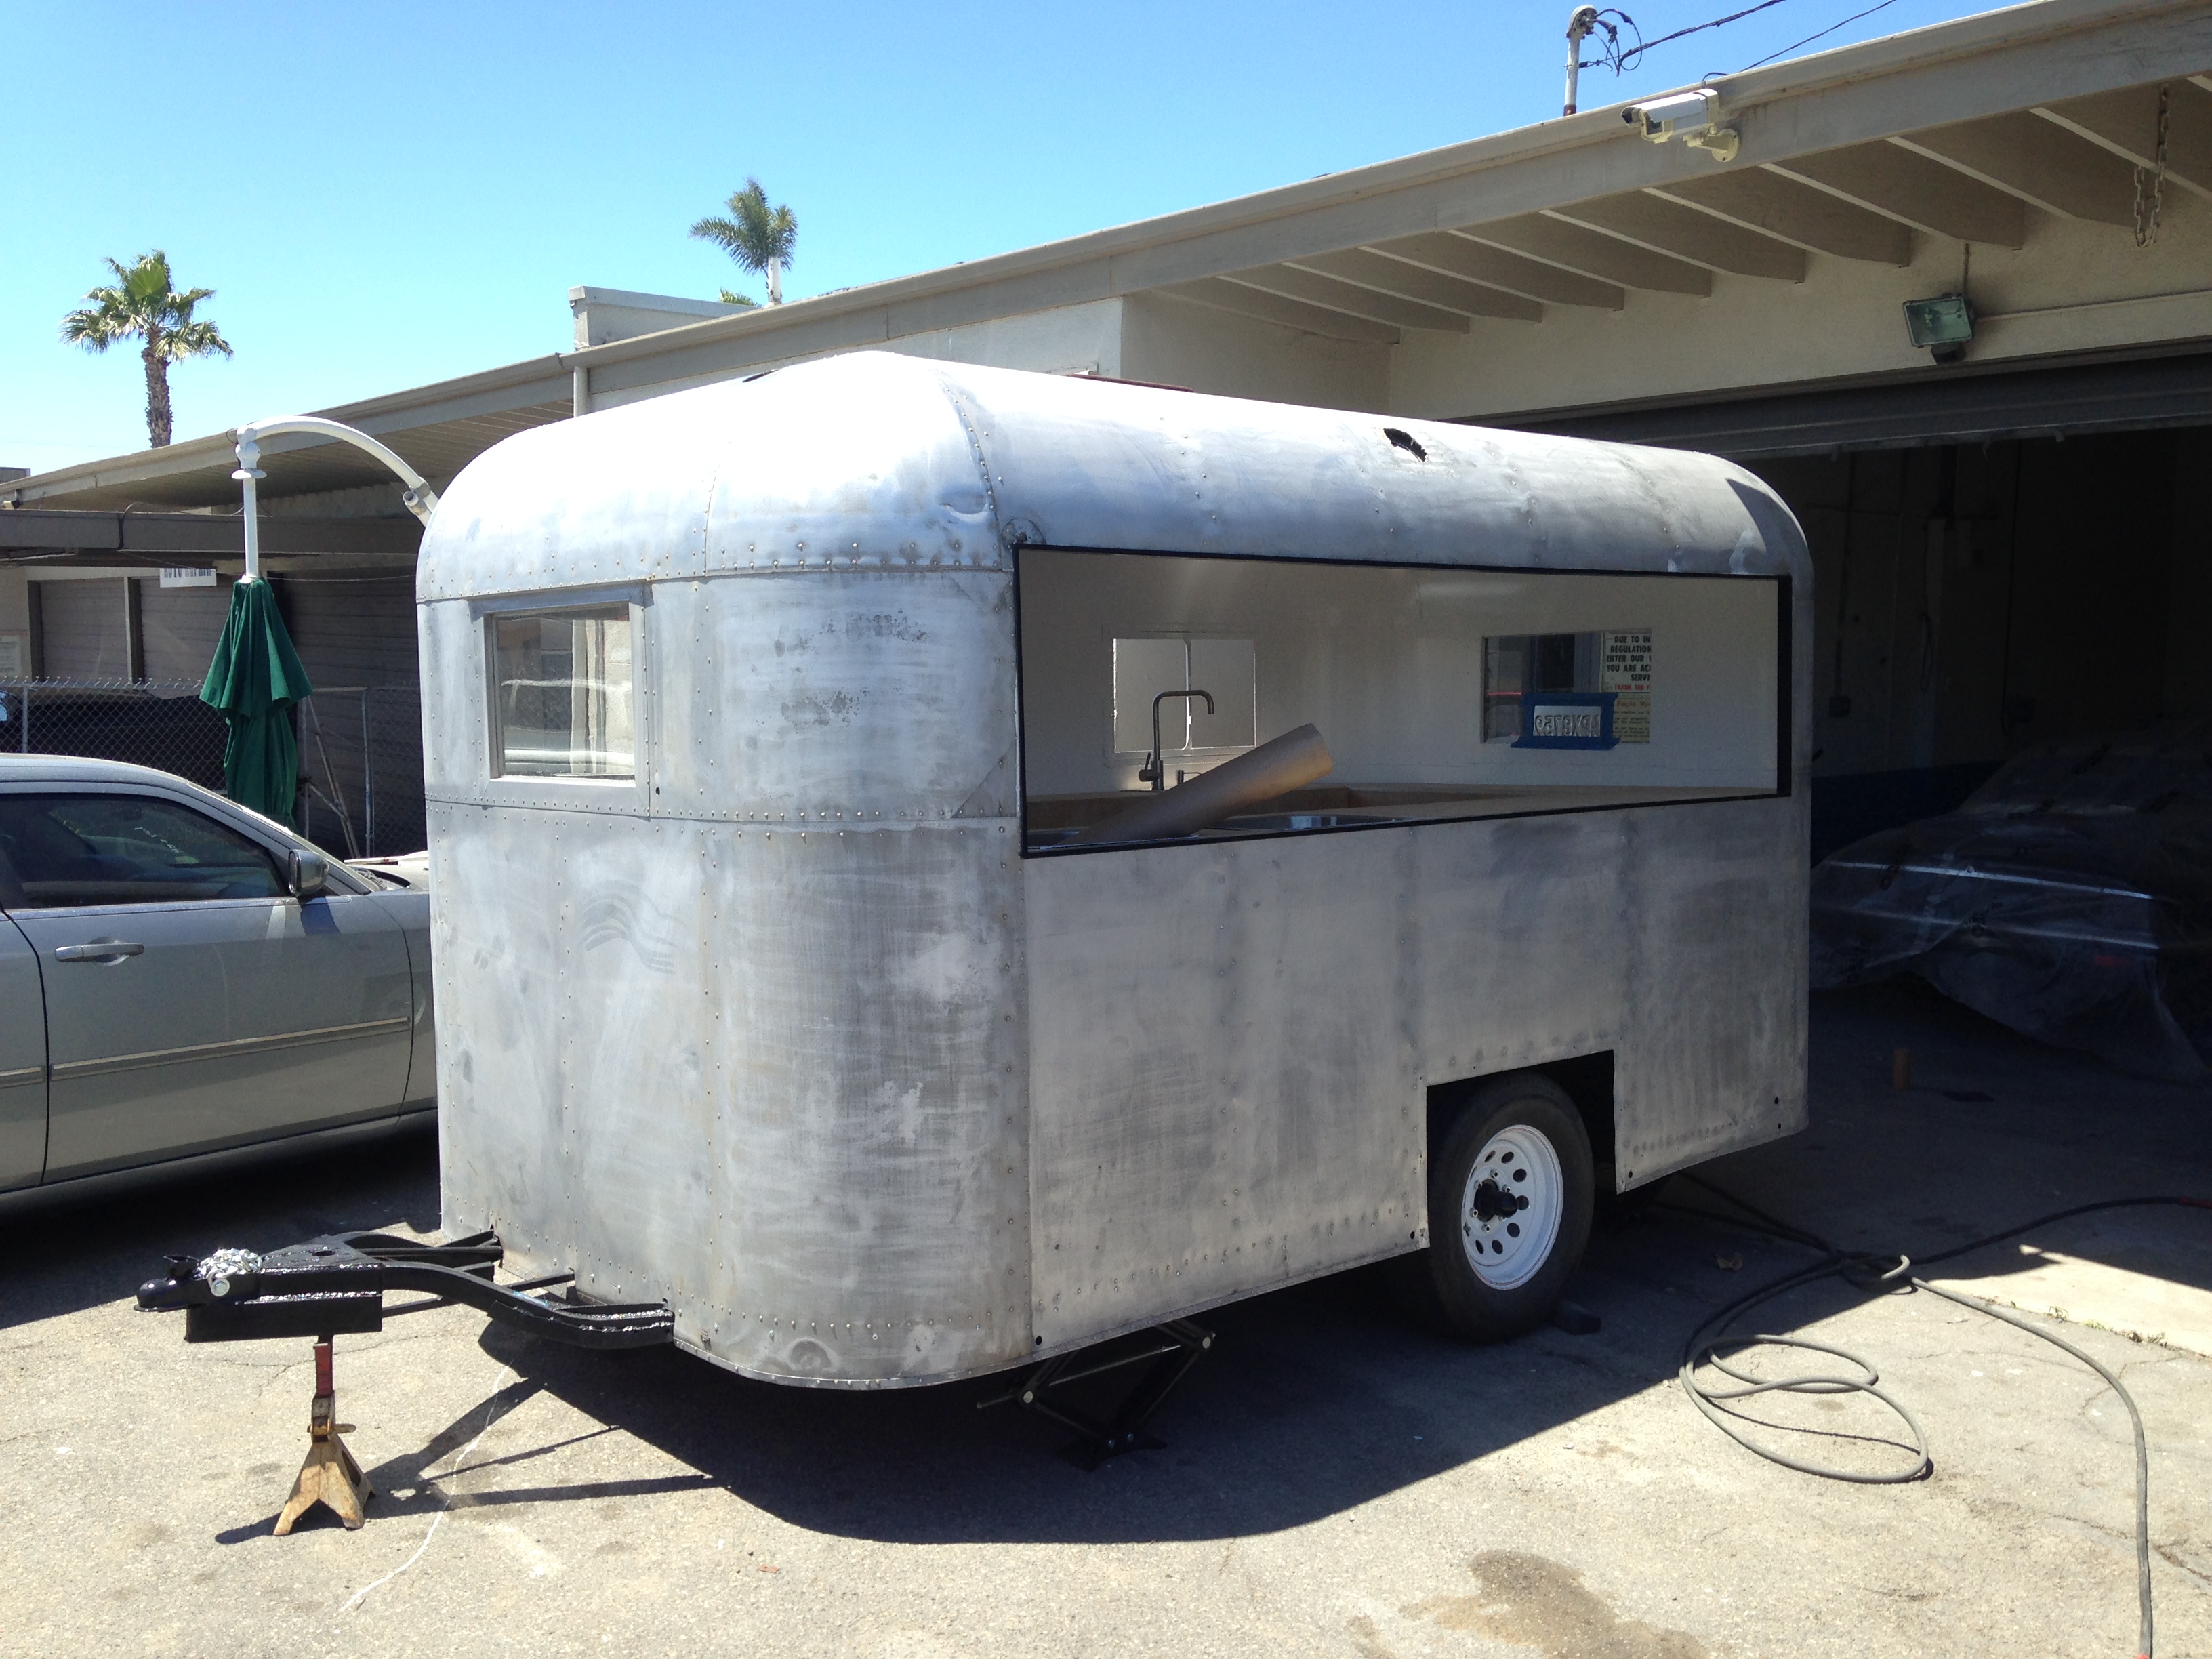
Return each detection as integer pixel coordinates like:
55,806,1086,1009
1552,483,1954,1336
490,607,635,779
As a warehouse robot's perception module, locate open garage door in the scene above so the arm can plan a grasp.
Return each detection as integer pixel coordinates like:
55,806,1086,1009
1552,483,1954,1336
1511,350,2212,860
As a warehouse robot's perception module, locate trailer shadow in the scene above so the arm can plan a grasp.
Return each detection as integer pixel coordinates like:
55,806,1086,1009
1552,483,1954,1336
463,1261,1671,1545
457,1197,1897,1546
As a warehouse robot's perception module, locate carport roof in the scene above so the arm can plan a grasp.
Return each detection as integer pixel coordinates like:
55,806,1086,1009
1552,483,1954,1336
6,0,2208,516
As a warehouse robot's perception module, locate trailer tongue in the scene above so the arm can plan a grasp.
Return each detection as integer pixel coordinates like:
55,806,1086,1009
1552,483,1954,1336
137,1230,678,1345
137,1232,676,1532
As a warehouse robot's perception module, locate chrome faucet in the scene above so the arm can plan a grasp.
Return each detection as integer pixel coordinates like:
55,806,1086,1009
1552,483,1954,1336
1140,689,1214,792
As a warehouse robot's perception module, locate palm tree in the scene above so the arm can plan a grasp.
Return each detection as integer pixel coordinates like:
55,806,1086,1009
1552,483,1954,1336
60,251,232,448
691,179,797,306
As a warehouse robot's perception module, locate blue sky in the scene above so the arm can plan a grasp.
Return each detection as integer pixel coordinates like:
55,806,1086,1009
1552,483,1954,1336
4,0,1996,472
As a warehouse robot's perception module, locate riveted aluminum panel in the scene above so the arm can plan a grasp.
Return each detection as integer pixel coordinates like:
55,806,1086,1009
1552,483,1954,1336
434,806,1028,1385
417,356,1001,604
946,369,1790,579
1023,791,1807,1347
649,571,1016,822
1023,833,1429,1346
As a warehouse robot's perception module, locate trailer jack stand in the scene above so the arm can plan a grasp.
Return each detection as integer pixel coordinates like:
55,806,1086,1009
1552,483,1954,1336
274,1340,373,1535
979,1319,1214,1470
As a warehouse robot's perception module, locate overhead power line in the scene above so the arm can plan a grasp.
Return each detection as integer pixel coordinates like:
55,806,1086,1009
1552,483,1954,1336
1576,0,1902,80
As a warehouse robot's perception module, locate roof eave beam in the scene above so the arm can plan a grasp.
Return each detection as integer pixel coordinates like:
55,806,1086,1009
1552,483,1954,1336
1891,112,2139,225
1149,279,1402,345
1766,142,2028,247
1540,195,1807,282
2034,81,2212,201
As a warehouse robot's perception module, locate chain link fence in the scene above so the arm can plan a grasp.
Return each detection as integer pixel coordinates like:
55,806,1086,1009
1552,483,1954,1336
0,679,426,858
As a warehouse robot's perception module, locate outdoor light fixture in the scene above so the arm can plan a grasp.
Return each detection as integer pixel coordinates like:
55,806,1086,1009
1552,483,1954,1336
230,415,441,583
1621,89,1740,163
1904,293,1976,365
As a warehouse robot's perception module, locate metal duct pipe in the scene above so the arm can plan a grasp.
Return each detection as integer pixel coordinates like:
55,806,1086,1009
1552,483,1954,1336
1067,724,1334,847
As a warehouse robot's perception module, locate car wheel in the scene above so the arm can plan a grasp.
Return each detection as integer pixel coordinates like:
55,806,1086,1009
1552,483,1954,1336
1391,1074,1594,1341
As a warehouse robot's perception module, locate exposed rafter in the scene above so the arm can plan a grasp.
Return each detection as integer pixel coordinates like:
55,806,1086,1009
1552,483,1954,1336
1219,265,1486,331
2037,81,2212,200
1151,278,1401,344
1456,216,1713,296
1649,169,1913,266
1286,249,1553,320
1894,113,2139,225
1768,143,2028,247
1543,195,1807,282
1364,232,1624,309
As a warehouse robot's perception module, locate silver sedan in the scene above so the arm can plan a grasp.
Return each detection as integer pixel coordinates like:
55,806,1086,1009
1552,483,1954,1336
0,756,433,1209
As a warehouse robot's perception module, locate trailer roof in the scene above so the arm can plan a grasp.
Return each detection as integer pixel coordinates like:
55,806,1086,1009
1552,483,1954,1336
418,354,1804,603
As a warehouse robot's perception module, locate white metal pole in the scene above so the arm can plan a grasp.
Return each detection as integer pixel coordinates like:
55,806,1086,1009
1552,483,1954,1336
232,432,266,582
1565,6,1598,117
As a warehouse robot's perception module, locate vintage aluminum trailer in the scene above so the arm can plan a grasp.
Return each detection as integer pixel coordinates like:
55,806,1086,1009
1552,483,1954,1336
412,350,1810,1391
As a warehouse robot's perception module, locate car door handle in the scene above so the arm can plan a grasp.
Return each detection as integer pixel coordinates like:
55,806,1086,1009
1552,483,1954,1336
55,940,144,962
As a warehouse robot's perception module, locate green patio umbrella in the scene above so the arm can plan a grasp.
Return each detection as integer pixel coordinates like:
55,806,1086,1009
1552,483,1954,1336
199,577,313,823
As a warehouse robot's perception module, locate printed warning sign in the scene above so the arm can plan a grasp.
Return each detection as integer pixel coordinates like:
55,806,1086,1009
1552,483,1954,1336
1602,630,1652,743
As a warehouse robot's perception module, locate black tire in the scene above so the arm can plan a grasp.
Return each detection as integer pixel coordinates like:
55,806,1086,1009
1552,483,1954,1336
1389,1074,1595,1342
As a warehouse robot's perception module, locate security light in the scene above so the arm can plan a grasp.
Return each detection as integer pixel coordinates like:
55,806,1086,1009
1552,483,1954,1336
1904,293,1975,365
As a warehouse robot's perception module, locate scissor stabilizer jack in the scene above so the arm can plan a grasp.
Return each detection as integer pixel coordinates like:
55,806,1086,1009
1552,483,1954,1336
978,1319,1215,1470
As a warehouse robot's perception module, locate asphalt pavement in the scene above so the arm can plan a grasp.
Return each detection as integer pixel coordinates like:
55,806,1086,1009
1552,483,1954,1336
3,977,2209,1659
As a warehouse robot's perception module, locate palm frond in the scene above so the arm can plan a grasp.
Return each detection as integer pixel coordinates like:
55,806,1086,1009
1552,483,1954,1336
157,319,233,361
60,294,129,350
690,214,749,260
716,289,760,308
689,178,797,278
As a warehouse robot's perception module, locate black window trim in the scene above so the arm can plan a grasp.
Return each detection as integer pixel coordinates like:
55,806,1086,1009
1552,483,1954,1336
1011,543,1794,859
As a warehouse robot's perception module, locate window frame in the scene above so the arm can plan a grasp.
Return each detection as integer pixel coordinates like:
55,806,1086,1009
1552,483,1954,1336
1012,544,1792,859
472,586,653,806
0,783,367,912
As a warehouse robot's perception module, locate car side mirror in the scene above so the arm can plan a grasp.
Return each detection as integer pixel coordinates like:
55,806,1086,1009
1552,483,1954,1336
287,848,329,899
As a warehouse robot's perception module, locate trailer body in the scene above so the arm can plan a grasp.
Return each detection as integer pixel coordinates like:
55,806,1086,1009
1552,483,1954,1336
418,352,1809,1387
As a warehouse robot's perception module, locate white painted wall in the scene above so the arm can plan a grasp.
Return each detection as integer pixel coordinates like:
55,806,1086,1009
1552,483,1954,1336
1118,293,1391,409
571,287,754,349
590,299,1128,412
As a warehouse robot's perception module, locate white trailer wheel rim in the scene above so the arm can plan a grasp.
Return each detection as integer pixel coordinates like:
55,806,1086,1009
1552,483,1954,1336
1460,1122,1564,1290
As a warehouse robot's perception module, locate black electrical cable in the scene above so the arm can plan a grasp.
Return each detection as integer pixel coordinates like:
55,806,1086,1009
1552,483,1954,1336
1669,1175,2212,1659
1735,0,1900,72
1576,0,1903,79
1577,1,1790,76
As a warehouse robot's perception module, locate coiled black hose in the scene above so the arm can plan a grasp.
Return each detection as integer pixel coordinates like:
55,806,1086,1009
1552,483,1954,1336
1671,1177,2211,1659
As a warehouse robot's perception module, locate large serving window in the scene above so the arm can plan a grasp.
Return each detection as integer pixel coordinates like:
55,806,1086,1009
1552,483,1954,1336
1017,550,1782,853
